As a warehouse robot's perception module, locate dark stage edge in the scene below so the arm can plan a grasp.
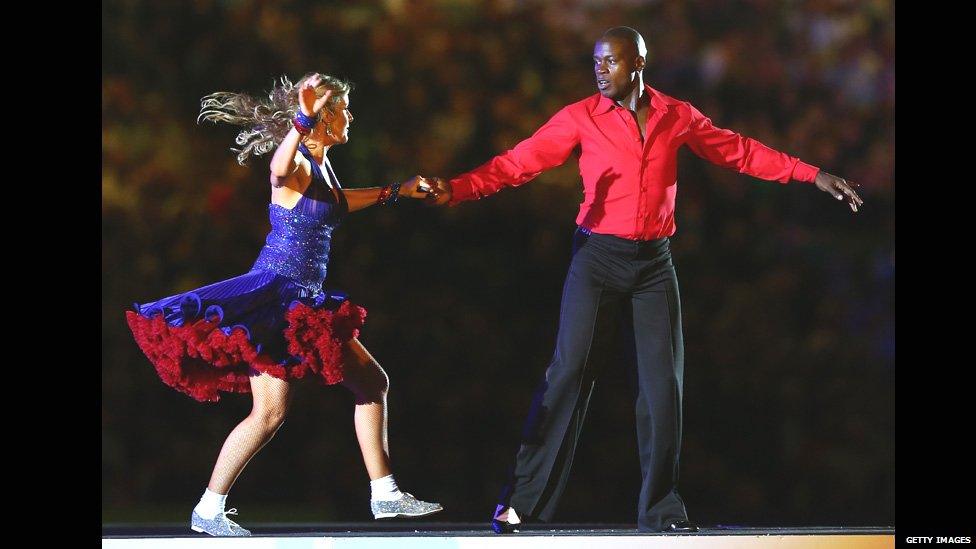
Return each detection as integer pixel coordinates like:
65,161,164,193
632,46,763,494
103,522,894,538
102,525,895,549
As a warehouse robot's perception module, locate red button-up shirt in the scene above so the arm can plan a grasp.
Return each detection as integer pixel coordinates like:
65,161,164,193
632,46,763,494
449,85,820,240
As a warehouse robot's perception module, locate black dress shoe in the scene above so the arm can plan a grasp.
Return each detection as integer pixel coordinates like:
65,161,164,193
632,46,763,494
490,506,521,534
662,519,699,533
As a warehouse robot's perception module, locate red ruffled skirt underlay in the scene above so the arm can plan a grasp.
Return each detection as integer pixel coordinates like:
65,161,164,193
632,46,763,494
125,269,366,402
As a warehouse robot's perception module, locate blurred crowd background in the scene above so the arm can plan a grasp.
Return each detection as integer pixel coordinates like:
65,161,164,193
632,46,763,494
103,0,893,526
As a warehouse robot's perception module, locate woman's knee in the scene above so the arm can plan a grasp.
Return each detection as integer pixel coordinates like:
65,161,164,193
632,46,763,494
373,364,390,396
346,361,389,403
250,406,288,435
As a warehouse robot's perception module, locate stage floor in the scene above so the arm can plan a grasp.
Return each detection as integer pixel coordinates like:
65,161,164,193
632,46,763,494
103,523,895,548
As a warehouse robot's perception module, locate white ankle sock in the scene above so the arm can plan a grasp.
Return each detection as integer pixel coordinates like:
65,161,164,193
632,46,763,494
194,488,227,519
507,508,521,524
495,505,521,524
370,474,404,501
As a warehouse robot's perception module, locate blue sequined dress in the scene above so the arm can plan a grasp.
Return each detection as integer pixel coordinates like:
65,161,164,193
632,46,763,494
126,145,367,402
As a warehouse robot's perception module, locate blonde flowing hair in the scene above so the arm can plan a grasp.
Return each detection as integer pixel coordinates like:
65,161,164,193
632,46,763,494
198,73,353,165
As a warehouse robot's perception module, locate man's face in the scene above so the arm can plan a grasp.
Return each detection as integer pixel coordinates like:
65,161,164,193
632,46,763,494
593,38,643,101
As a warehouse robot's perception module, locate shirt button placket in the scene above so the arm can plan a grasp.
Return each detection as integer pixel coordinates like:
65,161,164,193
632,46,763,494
637,168,646,238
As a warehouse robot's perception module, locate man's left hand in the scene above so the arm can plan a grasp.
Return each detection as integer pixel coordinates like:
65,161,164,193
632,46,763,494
815,171,864,213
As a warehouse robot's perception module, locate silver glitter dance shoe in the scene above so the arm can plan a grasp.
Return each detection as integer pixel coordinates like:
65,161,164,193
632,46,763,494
371,492,444,519
190,508,252,536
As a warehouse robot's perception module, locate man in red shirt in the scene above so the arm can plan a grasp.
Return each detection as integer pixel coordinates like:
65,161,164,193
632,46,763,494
427,26,862,534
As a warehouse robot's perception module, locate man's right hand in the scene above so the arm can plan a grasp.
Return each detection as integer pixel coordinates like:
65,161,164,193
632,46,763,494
424,177,453,206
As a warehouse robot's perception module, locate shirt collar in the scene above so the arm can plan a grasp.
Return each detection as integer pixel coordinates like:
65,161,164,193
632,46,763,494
592,84,668,116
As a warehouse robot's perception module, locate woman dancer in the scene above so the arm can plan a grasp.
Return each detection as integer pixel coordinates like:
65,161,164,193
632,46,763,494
126,73,442,536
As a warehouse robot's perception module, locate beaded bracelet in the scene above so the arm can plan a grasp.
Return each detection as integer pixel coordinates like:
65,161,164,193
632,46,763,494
385,181,402,206
293,111,318,135
376,182,402,206
294,110,318,128
292,118,312,135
